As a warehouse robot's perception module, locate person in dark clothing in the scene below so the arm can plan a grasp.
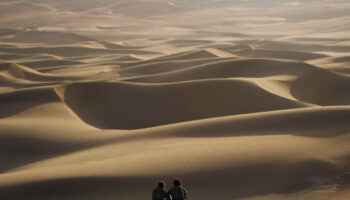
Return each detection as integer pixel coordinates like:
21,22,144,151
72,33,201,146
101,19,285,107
168,179,188,200
152,181,169,200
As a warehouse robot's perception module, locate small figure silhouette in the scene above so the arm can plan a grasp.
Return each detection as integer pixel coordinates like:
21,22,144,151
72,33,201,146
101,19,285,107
168,179,188,200
152,181,169,200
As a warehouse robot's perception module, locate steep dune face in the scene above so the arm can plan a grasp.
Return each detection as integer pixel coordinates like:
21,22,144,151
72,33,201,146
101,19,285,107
0,86,100,172
232,47,328,61
128,58,322,83
58,80,308,129
0,87,59,118
155,49,227,60
118,57,228,76
0,46,157,57
0,107,349,200
0,29,93,45
0,101,97,172
0,0,350,200
3,64,80,82
291,70,350,106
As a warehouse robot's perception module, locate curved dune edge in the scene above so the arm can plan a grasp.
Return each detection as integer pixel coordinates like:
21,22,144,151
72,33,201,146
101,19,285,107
4,106,350,172
126,58,322,83
54,79,312,129
123,58,350,106
0,4,350,198
1,63,80,82
291,69,350,106
0,106,349,199
133,105,350,137
118,57,231,76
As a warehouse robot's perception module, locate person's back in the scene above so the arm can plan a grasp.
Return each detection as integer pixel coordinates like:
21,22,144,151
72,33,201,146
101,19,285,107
152,181,169,200
168,179,188,200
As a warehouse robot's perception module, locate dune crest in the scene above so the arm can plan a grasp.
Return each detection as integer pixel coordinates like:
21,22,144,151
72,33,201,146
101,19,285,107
0,0,350,199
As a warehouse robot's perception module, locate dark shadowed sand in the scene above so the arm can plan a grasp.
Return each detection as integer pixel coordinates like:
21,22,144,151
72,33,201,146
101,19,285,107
0,0,350,199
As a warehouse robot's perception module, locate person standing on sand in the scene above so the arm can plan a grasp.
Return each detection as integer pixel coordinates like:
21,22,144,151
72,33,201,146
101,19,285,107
168,179,188,200
152,181,169,200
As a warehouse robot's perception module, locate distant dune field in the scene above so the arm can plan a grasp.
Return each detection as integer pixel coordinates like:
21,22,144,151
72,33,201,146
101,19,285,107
0,0,350,200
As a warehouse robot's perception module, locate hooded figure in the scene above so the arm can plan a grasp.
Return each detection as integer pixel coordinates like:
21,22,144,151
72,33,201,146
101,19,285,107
168,179,188,200
152,181,169,200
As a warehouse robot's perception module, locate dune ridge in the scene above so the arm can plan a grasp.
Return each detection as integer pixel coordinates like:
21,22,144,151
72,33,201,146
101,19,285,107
1,39,349,200
56,79,310,129
0,0,350,199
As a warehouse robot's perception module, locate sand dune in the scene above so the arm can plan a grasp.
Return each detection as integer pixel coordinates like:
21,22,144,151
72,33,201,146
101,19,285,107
0,29,93,45
0,46,157,57
0,0,349,199
57,80,308,129
291,69,350,106
0,106,349,199
155,49,227,61
128,58,322,83
231,47,328,61
234,40,350,53
118,57,230,76
2,64,81,82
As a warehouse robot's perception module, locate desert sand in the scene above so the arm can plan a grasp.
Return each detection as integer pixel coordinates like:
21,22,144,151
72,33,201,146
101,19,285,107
0,0,350,199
